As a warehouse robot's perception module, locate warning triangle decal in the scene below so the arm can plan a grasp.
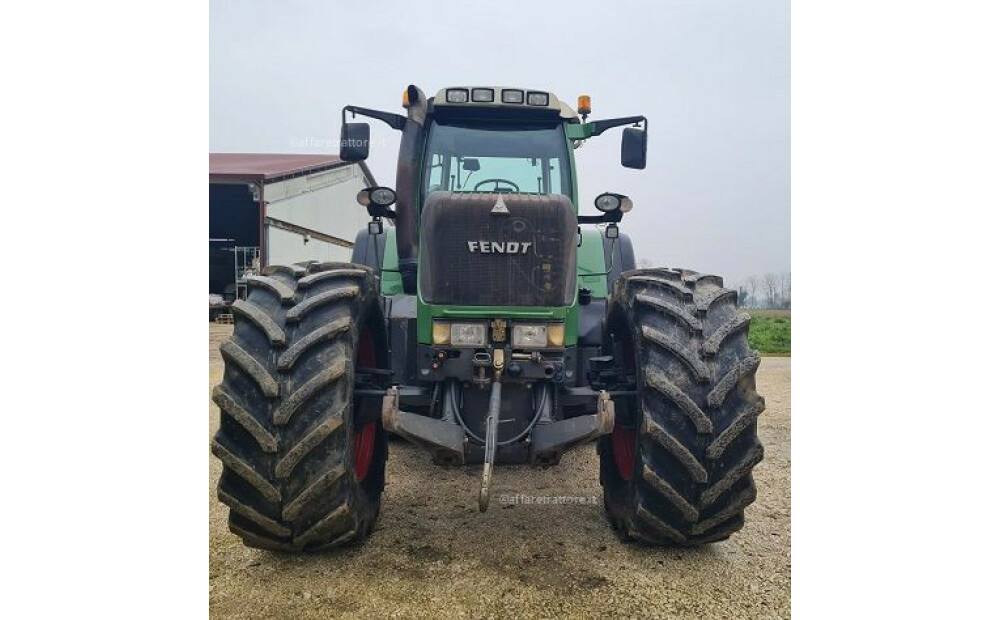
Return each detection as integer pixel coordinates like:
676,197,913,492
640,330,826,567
492,194,509,215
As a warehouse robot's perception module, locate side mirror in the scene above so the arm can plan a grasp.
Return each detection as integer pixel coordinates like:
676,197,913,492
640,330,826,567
621,127,647,169
340,122,371,161
462,158,481,172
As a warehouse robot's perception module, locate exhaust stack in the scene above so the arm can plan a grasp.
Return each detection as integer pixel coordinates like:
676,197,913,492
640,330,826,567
395,85,427,294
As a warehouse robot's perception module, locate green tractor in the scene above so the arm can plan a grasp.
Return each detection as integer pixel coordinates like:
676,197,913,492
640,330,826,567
212,85,764,551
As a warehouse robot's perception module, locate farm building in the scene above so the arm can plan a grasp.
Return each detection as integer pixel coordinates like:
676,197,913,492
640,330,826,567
209,153,377,304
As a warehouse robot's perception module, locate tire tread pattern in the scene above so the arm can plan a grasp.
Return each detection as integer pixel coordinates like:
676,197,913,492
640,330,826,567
600,267,765,546
211,262,387,551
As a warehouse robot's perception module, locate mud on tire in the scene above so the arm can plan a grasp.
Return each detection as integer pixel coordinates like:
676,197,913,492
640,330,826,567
211,262,389,551
599,268,764,545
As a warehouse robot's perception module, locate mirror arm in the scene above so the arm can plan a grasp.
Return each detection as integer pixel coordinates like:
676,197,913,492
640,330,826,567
367,204,397,219
342,105,407,131
578,210,623,225
589,115,647,136
590,236,619,277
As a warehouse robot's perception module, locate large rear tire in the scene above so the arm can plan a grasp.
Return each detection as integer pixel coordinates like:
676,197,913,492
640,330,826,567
211,262,389,551
599,268,764,545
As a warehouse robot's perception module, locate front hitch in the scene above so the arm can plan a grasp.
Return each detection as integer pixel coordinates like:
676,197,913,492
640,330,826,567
478,378,503,512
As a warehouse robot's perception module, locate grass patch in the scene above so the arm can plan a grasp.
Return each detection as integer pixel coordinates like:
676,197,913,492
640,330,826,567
747,309,791,356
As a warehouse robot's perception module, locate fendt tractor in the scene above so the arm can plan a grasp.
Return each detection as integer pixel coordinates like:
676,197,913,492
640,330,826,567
212,85,765,551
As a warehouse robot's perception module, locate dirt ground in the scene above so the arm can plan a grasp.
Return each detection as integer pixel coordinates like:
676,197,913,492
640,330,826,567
209,324,791,618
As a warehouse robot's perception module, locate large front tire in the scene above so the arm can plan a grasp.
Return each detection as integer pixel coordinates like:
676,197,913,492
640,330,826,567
599,268,764,545
211,262,389,551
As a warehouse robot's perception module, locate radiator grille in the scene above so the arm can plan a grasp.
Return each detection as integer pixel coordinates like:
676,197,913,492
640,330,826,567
419,192,577,307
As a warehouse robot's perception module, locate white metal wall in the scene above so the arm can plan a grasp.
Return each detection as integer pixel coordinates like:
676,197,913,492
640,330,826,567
263,164,370,266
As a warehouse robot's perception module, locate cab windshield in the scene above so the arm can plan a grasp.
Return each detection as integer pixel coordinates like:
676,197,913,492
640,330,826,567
422,120,571,199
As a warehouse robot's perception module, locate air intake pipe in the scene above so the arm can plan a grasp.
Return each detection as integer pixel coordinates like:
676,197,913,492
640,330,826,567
396,85,427,294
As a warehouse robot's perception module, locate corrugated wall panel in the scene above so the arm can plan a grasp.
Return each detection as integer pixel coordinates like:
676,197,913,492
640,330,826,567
266,227,351,264
263,164,369,266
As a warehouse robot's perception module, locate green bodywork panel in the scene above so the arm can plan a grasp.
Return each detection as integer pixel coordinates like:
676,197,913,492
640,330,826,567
420,301,579,346
565,122,599,141
375,118,612,346
379,228,403,296
378,225,611,346
577,228,612,300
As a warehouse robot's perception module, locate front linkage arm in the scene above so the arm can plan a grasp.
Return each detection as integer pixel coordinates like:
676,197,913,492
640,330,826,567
478,378,503,513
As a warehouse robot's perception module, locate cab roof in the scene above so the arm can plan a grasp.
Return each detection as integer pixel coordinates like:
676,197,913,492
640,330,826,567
431,87,579,122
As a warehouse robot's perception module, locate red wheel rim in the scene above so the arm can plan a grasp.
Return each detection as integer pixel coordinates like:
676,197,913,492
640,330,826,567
358,328,376,367
354,421,376,482
353,327,377,482
611,423,636,480
610,333,638,480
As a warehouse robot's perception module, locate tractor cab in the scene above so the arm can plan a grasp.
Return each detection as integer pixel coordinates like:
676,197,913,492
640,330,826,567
340,85,646,293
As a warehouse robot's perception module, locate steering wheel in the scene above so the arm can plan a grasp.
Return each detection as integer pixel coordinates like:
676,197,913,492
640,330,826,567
474,178,520,193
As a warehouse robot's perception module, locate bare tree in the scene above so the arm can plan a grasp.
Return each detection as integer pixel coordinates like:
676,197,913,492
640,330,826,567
780,271,791,309
638,258,654,269
744,276,760,308
762,272,778,309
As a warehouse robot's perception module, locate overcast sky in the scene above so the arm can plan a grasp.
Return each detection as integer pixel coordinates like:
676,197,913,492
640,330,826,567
210,0,789,285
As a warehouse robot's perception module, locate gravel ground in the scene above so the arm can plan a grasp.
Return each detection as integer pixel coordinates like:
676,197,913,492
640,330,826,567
209,324,791,618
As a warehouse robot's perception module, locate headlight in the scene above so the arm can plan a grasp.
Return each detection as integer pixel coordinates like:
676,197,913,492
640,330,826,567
595,193,622,212
471,88,494,102
512,324,552,348
446,88,469,103
451,323,486,347
369,187,396,206
501,89,524,104
526,92,549,106
433,321,487,347
357,186,397,208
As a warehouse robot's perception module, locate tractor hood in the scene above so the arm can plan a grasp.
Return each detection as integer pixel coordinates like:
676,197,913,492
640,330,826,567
419,191,577,307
